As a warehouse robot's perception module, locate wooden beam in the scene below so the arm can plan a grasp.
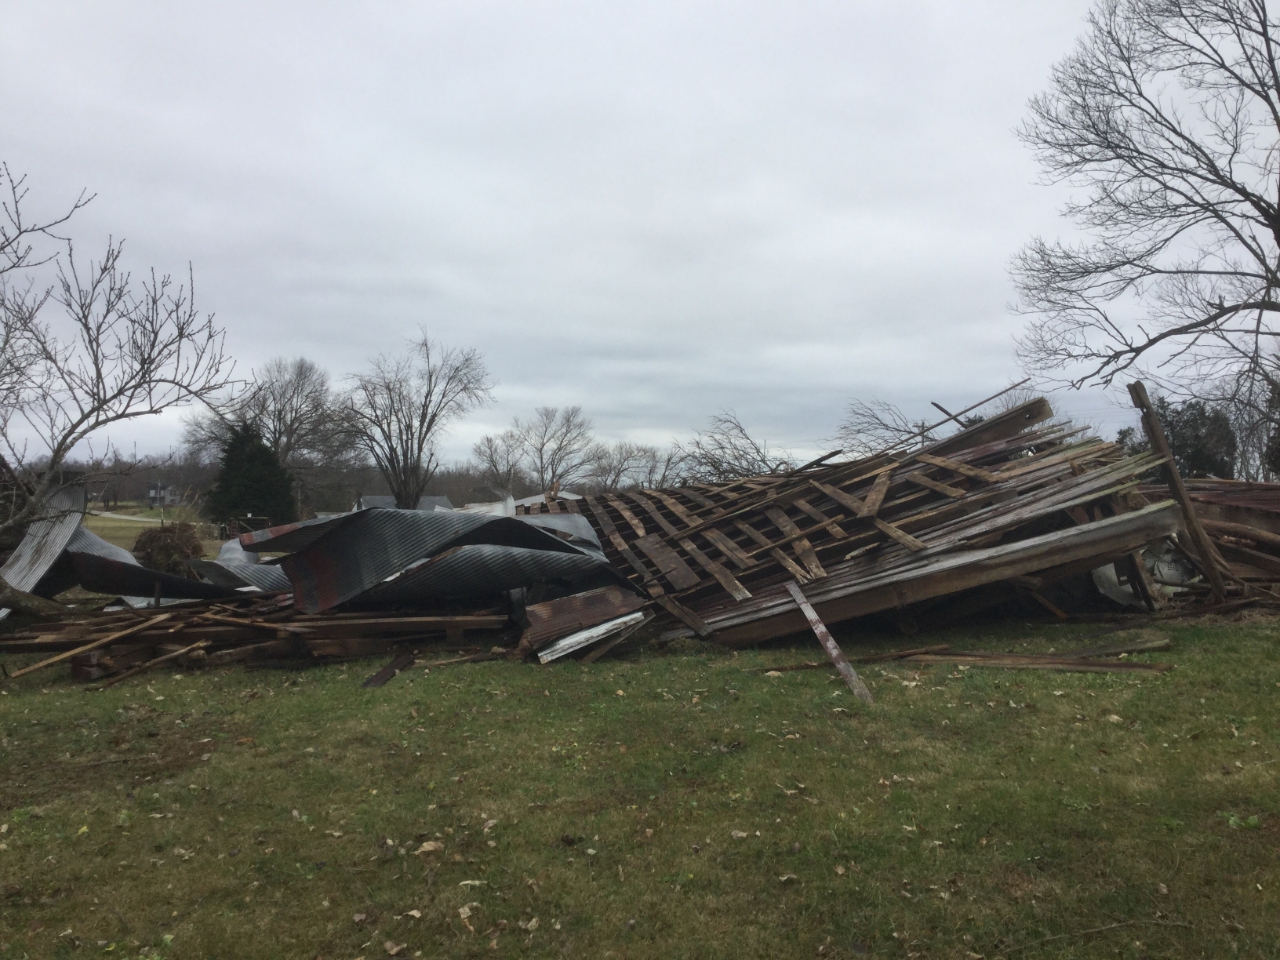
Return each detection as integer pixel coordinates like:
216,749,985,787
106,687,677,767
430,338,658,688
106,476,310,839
8,614,172,679
1127,380,1227,602
784,581,873,704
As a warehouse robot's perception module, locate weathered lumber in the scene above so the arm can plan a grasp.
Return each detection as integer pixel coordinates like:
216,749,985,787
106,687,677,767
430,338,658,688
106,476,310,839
89,639,211,690
7,614,172,679
1128,380,1227,602
784,581,873,704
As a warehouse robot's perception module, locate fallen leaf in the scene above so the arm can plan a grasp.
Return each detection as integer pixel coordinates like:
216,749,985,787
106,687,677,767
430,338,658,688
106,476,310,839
835,865,846,876
731,830,748,840
526,917,539,932
458,902,481,920
406,909,421,919
459,880,486,888
353,913,367,924
1107,715,1123,724
414,841,443,854
615,690,625,696
764,671,783,677
482,820,498,832
778,874,797,882
384,940,406,956
1157,883,1168,895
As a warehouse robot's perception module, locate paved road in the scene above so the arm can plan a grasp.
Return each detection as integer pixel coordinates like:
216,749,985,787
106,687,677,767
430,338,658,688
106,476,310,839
88,511,164,524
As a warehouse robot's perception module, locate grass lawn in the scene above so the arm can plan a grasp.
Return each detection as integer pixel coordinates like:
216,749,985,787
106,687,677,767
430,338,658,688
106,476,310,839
81,512,222,559
1,616,1277,959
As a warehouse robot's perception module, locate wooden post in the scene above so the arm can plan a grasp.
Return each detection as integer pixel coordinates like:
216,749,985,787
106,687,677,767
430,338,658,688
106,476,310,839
784,581,874,704
1127,381,1227,602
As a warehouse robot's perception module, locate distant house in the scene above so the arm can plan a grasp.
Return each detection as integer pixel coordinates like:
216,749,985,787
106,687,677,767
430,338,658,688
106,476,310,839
147,483,181,507
352,495,453,512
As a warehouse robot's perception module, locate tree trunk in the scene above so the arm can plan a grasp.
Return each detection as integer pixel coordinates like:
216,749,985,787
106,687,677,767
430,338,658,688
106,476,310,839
0,576,72,619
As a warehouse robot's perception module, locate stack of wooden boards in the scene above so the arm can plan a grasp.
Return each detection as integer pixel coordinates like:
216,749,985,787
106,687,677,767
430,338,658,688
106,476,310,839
0,595,516,686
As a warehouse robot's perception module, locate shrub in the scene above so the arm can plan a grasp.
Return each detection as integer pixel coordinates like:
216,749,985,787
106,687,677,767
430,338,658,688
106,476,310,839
133,522,205,575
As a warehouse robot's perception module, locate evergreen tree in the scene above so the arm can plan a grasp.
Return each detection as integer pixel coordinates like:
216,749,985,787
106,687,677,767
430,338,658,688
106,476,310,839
204,423,297,524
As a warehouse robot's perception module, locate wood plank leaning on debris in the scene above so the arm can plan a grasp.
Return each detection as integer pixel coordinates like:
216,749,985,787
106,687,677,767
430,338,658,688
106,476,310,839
784,581,874,704
1127,380,1228,603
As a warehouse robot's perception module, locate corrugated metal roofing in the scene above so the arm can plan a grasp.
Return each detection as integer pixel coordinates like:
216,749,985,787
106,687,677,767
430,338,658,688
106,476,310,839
189,538,293,592
64,527,234,601
354,544,617,605
353,495,454,511
0,486,85,619
241,507,612,613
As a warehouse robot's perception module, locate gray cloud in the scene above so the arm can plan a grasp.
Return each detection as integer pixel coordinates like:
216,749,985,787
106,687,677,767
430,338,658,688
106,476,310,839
2,0,1127,464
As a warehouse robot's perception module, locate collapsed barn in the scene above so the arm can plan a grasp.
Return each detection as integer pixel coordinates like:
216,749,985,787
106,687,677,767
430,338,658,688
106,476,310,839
1,390,1273,692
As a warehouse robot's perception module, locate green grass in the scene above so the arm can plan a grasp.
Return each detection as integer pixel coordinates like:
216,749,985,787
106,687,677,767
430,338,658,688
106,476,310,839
1,617,1278,959
81,511,221,558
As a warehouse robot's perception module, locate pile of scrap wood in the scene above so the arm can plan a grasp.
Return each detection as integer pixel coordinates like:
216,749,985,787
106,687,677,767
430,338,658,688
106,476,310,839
0,385,1267,688
524,397,1185,646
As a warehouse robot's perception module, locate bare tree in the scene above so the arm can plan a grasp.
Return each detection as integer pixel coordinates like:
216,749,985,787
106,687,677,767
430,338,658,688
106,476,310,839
513,406,602,490
344,333,493,509
0,164,231,543
638,442,689,489
680,411,793,482
185,357,334,465
836,399,937,458
472,428,528,495
1014,0,1280,401
590,441,655,492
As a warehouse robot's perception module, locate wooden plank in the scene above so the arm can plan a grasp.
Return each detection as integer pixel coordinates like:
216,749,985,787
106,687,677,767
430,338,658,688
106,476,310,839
859,471,892,518
537,611,649,663
734,521,813,582
516,586,648,655
810,479,865,515
607,496,648,537
784,581,873,704
362,650,418,688
652,594,713,637
1128,381,1227,602
792,498,848,539
872,518,927,552
765,507,826,578
701,528,757,569
584,497,660,587
626,492,681,537
680,488,718,509
676,537,751,600
902,653,1169,675
915,453,998,482
204,638,302,664
905,473,966,498
633,534,701,590
89,640,211,690
8,614,172,679
648,490,700,526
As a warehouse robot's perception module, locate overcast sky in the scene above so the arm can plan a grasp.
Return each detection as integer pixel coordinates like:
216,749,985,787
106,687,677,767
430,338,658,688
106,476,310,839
2,0,1132,463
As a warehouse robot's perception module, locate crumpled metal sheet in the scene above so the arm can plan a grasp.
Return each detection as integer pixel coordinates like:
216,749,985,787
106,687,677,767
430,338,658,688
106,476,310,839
0,486,86,619
189,538,292,593
355,544,618,605
62,527,233,601
240,507,616,613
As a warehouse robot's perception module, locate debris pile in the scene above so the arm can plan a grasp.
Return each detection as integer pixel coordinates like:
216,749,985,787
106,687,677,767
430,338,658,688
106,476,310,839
1,386,1273,687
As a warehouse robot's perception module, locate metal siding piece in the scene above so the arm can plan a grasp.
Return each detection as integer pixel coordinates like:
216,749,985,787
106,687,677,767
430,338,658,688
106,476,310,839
257,509,617,613
353,544,621,605
0,487,86,618
64,527,233,601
